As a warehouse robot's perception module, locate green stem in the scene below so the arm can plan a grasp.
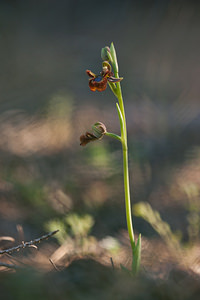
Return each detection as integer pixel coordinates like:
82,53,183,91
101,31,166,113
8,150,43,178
106,43,141,273
117,90,135,249
110,43,135,248
116,84,126,136
108,82,118,98
105,132,121,142
123,146,135,247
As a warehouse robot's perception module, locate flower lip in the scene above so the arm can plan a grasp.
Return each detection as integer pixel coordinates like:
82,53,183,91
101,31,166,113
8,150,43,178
94,75,103,82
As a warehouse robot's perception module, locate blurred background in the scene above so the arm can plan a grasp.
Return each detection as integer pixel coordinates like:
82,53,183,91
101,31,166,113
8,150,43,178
0,0,200,284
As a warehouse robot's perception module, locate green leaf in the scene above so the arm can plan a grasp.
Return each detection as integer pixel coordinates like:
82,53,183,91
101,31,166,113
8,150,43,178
101,46,113,64
116,103,125,139
132,234,141,274
110,42,119,74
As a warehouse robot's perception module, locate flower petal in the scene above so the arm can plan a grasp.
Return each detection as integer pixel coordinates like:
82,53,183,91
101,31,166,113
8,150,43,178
80,132,97,146
107,76,123,83
86,70,96,78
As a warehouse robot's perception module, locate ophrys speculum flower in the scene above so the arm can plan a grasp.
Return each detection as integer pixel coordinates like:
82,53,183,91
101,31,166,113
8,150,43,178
86,61,123,92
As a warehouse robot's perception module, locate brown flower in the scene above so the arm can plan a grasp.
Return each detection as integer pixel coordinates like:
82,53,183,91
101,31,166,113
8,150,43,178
86,62,123,92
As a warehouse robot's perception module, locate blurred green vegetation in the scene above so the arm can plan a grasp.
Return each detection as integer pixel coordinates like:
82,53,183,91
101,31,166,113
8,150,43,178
133,202,182,253
182,183,200,243
45,213,94,245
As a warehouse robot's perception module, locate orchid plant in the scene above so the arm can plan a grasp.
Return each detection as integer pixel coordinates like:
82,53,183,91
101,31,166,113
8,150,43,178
80,43,141,274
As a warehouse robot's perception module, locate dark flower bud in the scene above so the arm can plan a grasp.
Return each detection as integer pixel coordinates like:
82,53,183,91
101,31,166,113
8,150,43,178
80,122,107,146
80,132,97,146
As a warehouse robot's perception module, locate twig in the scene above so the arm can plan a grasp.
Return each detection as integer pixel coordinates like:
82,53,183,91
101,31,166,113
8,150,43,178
0,262,21,269
0,230,59,255
5,253,28,267
16,224,24,244
0,236,15,243
49,258,60,272
110,257,115,270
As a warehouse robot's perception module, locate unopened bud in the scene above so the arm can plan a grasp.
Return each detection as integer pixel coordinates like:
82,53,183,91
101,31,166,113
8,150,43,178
101,46,112,62
92,122,107,139
80,122,107,146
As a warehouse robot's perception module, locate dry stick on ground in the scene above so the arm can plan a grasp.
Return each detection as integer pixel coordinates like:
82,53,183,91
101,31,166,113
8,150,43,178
5,253,29,267
0,262,22,269
0,230,59,255
110,257,115,270
49,258,60,272
0,236,15,243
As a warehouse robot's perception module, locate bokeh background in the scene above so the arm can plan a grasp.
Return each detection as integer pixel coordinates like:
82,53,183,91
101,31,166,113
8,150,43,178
0,0,200,298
